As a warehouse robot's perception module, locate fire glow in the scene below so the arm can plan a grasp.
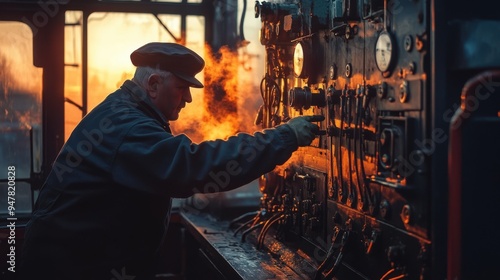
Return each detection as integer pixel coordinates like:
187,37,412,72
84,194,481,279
170,44,261,143
1,19,263,145
0,22,43,130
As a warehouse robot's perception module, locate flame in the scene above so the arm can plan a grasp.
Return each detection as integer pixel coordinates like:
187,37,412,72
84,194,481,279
170,44,262,143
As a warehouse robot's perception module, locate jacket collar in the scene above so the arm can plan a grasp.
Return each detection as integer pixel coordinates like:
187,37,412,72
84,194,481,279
121,80,171,133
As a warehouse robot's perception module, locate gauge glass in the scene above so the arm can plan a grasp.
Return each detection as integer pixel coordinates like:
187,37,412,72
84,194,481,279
293,42,304,77
375,32,393,72
329,65,336,80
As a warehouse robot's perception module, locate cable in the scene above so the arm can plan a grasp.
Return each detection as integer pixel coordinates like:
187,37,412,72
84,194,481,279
260,75,281,128
314,228,351,280
328,93,341,199
259,76,267,99
256,213,282,248
346,93,356,205
338,88,345,200
241,221,264,242
359,89,374,208
271,79,281,118
233,217,256,236
257,214,284,249
323,230,350,279
353,93,365,208
380,267,407,280
313,228,341,280
256,212,281,246
380,268,395,280
229,210,260,229
239,0,247,42
323,251,344,279
232,210,262,236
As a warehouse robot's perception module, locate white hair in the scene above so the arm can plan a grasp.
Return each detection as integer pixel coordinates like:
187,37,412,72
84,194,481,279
132,66,172,88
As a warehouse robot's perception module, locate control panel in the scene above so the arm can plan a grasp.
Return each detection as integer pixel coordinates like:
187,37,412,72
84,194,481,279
254,0,430,278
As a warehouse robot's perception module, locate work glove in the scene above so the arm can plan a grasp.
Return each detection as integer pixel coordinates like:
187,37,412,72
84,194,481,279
286,115,325,146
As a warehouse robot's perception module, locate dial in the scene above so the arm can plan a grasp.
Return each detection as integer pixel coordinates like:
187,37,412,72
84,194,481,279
293,42,308,78
375,31,394,73
329,64,336,80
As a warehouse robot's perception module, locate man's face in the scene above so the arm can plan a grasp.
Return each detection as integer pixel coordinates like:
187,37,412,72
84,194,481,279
148,73,192,120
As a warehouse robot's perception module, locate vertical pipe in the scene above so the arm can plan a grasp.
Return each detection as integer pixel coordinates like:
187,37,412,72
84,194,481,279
181,0,187,45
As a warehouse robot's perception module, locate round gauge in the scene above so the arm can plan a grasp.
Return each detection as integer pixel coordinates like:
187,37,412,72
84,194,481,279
293,42,308,78
329,64,336,80
375,31,395,73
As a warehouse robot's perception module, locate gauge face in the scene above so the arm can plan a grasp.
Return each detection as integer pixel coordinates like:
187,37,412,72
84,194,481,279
329,65,336,80
375,31,394,73
293,42,305,78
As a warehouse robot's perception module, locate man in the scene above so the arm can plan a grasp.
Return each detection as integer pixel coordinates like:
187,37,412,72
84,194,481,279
18,42,323,279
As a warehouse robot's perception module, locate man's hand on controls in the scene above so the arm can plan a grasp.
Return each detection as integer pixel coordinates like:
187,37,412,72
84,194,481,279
286,115,325,146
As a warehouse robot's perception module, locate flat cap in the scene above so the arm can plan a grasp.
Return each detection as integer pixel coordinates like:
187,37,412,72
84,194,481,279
131,42,205,88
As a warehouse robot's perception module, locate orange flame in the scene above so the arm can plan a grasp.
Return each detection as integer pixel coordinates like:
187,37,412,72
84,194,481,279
170,44,262,143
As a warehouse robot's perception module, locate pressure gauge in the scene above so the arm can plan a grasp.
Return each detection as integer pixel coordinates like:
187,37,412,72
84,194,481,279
293,41,309,78
329,64,337,80
375,31,395,73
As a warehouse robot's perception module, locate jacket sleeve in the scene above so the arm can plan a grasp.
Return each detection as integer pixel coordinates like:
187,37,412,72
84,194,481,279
111,120,298,197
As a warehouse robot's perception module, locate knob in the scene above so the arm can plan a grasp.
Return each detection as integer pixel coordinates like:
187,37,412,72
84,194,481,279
289,87,326,110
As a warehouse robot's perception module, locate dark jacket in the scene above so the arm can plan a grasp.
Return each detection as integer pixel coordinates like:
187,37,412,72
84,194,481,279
18,80,298,279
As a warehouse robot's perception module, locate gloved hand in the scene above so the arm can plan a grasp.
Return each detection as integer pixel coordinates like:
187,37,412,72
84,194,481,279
286,115,325,146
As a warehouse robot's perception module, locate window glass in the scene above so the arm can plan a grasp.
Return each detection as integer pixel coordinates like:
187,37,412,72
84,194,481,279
87,12,186,112
0,22,42,217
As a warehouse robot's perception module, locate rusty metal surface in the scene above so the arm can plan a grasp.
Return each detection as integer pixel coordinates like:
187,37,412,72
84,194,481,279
180,211,313,280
